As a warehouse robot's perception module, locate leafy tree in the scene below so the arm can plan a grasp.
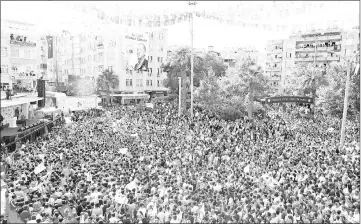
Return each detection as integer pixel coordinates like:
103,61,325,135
236,57,269,118
96,69,119,105
196,57,267,120
319,62,360,117
294,63,329,102
162,47,227,94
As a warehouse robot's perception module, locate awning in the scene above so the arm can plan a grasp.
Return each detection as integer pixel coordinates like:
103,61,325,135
1,96,43,108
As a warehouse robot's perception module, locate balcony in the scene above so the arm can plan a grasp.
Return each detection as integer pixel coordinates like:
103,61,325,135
297,35,342,42
294,56,340,62
10,40,36,47
266,67,281,72
11,72,38,80
296,45,341,52
267,58,282,63
97,44,104,50
294,57,315,62
268,48,283,53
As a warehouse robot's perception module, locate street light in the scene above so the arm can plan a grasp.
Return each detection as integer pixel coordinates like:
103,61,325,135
326,50,360,148
189,1,197,118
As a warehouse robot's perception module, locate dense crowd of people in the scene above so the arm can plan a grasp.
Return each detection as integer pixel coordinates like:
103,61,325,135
0,102,359,224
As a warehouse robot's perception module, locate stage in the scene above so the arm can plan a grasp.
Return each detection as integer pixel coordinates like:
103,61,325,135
1,119,47,137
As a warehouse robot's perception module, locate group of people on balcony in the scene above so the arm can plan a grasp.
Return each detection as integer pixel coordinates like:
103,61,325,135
16,72,36,77
296,42,339,50
10,34,28,42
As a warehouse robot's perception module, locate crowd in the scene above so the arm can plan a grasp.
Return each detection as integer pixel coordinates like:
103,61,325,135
0,102,359,224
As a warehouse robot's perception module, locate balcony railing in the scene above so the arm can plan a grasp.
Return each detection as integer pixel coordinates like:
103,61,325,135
296,45,341,52
10,40,36,47
11,72,37,79
295,56,340,62
297,35,342,42
266,67,281,72
267,58,282,63
97,44,104,49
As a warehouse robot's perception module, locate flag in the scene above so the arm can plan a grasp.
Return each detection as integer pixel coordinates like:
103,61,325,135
46,36,53,59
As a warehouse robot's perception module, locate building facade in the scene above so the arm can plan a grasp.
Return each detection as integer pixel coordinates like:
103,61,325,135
54,28,169,101
266,28,360,93
1,19,43,91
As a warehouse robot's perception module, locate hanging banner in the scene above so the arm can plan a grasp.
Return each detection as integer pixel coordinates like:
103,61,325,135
46,36,53,59
123,32,149,75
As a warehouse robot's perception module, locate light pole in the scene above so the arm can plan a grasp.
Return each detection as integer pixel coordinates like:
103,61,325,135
189,1,197,118
326,50,359,148
178,77,182,117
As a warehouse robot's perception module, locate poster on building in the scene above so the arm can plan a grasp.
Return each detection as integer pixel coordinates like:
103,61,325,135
46,36,53,59
123,32,149,75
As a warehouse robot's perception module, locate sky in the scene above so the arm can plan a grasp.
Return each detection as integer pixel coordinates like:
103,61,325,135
1,1,359,53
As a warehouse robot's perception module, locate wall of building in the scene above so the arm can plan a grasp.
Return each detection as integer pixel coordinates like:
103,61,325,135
266,29,360,93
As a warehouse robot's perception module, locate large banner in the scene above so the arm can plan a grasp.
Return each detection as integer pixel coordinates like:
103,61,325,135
123,32,149,75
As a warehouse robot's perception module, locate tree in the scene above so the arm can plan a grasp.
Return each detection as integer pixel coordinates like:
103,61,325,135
319,62,360,117
96,69,119,105
294,63,329,103
162,47,227,94
195,57,267,120
236,57,269,118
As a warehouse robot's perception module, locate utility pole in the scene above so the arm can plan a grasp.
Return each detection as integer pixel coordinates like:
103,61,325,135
189,1,197,118
55,36,59,87
178,77,182,117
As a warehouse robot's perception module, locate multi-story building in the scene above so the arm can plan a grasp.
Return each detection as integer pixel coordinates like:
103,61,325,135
1,19,43,91
55,28,169,102
266,28,360,93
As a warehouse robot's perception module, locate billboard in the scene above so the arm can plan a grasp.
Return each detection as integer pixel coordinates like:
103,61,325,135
123,32,149,75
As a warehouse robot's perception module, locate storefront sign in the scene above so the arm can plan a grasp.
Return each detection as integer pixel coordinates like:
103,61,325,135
10,40,36,47
264,96,313,104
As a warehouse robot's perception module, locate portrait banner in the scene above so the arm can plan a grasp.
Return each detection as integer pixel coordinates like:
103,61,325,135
123,32,149,75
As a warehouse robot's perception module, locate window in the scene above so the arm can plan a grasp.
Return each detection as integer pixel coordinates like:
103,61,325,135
11,48,19,57
150,56,153,62
159,33,163,40
160,45,163,52
98,66,103,72
157,57,160,62
149,68,152,74
1,47,7,57
1,65,8,74
136,79,143,87
150,33,154,39
157,80,160,87
126,79,133,87
157,68,160,77
108,66,113,72
146,80,150,86
150,80,153,86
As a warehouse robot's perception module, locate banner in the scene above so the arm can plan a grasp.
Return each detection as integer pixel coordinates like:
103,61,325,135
46,36,53,59
123,32,149,75
264,96,314,104
34,163,46,174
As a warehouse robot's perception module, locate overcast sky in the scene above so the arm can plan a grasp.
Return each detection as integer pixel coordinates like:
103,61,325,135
1,1,358,52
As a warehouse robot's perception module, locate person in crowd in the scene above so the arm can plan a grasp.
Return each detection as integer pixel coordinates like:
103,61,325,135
0,103,359,224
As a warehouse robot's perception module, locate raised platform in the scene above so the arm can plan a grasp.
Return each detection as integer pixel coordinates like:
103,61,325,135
1,119,48,138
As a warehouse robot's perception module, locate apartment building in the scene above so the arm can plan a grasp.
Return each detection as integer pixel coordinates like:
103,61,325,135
266,28,360,93
0,19,43,91
55,28,169,102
